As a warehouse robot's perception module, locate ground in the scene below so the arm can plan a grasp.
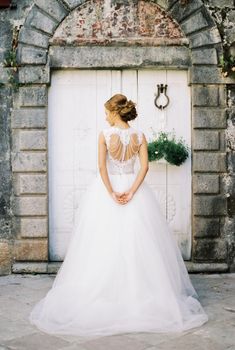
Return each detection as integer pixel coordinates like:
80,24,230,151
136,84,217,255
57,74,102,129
0,273,234,350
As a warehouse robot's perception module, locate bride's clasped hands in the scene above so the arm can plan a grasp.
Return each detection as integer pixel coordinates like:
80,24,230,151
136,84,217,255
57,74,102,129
111,190,134,204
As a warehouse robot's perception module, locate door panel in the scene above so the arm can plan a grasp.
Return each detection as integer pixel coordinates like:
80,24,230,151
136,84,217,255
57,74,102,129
48,69,191,261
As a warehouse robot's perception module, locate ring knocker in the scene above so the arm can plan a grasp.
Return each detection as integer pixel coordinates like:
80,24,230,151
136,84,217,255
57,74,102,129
154,84,170,110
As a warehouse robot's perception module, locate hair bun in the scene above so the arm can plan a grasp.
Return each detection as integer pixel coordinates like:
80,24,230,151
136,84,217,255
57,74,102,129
104,94,138,122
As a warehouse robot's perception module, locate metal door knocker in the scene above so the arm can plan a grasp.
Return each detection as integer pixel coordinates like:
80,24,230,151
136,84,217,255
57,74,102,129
154,84,170,110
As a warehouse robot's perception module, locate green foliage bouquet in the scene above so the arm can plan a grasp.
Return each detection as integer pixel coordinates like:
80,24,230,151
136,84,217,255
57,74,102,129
147,130,190,166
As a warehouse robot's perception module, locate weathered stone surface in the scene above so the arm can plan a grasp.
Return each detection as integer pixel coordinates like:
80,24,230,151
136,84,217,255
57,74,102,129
47,262,61,273
18,66,50,84
191,47,218,65
52,0,185,46
12,152,46,172
12,262,48,273
190,66,222,84
0,19,12,51
168,0,203,23
206,0,234,7
194,217,220,238
194,195,227,215
25,5,58,35
18,27,49,49
185,261,228,272
193,108,227,128
193,152,227,172
13,174,47,195
189,26,222,48
11,108,47,129
62,0,84,9
18,86,47,107
17,45,47,65
0,68,12,84
181,11,209,35
35,0,68,22
192,86,219,106
13,196,47,216
193,174,220,193
13,239,48,261
49,45,191,68
193,130,219,150
0,242,11,275
19,130,46,150
193,238,227,261
20,217,47,238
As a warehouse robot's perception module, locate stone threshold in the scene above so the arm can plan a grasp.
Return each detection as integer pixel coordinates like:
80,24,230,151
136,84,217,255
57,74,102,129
11,261,229,274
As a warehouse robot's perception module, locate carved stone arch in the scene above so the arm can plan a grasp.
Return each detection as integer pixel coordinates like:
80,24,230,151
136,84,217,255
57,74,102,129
17,0,223,69
10,0,229,274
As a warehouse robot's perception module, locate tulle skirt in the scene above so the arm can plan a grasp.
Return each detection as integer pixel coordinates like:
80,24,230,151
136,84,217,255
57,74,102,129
29,172,208,338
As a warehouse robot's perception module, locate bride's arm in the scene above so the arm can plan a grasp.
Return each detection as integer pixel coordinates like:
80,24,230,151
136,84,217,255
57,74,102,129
98,131,114,195
129,133,149,195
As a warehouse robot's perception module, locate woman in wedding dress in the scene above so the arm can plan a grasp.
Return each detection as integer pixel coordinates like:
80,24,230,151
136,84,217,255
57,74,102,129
29,94,208,338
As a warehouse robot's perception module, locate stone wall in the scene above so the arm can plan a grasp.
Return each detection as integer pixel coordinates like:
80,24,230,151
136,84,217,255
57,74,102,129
0,0,235,275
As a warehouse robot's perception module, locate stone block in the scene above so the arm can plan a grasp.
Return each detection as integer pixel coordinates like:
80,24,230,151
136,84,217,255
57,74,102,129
193,174,220,193
168,0,203,23
18,86,47,107
12,262,48,273
49,46,191,68
35,0,68,22
207,0,234,7
219,85,227,107
0,241,11,275
19,27,49,48
0,68,11,84
12,152,46,172
191,48,218,65
220,130,226,152
13,239,48,261
193,130,219,150
19,130,46,150
193,238,227,261
194,195,227,215
193,152,227,172
17,45,47,65
20,217,47,238
11,108,47,129
189,27,222,48
62,0,84,10
192,86,219,106
181,11,208,35
25,5,58,35
47,262,61,273
194,217,220,238
185,261,228,272
14,174,47,195
18,66,50,84
13,196,47,216
190,66,222,84
0,20,12,50
193,108,227,128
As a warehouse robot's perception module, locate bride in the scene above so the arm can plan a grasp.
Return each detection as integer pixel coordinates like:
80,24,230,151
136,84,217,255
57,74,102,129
29,94,208,338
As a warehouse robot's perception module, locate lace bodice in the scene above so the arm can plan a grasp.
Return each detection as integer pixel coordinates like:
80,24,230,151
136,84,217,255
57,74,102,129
102,126,143,175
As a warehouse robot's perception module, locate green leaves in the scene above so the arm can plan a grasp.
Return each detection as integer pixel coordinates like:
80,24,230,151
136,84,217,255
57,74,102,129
147,131,190,166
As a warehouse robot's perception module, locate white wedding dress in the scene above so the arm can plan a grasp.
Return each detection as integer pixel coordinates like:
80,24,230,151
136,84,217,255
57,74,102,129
29,126,208,338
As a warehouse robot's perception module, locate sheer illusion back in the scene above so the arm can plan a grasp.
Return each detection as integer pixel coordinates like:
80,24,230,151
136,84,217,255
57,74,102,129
102,126,143,175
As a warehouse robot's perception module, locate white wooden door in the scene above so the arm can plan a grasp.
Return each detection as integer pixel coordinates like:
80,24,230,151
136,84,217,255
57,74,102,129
48,69,191,261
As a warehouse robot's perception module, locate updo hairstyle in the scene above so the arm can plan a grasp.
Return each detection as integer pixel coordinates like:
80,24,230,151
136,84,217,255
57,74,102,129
104,94,138,122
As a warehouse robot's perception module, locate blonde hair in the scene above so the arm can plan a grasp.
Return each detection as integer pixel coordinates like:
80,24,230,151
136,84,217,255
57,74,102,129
104,94,137,122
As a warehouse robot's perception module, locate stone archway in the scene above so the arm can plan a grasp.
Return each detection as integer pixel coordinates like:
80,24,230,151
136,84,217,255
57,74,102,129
9,0,228,274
